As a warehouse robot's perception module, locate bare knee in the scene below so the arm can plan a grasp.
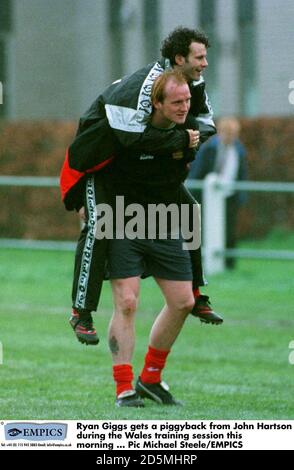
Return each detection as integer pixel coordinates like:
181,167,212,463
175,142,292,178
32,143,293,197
111,279,140,316
174,295,195,315
118,293,138,315
113,288,138,316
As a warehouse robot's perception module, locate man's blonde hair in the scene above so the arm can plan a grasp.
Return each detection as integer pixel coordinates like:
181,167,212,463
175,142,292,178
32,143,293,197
151,70,188,105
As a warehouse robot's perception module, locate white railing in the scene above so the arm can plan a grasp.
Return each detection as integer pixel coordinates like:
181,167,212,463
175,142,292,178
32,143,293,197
0,175,293,274
0,175,59,187
187,174,294,274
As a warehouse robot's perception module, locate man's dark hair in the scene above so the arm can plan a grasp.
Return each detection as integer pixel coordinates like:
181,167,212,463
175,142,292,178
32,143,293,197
161,27,210,66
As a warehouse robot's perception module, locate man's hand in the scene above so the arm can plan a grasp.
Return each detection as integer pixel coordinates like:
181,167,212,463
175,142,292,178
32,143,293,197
78,206,86,222
187,129,200,148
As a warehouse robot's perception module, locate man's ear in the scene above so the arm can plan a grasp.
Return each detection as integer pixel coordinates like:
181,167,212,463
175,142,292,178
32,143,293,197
175,54,185,66
153,100,161,111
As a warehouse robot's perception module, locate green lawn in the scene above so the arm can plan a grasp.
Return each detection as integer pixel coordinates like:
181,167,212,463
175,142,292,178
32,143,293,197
0,230,293,420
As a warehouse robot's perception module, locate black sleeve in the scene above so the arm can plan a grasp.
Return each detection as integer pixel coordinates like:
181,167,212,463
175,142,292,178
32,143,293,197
112,123,190,156
189,83,216,144
68,118,119,172
199,126,217,144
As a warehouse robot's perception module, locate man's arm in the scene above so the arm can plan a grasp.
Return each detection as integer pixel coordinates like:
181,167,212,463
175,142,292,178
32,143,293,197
196,91,216,144
104,103,194,155
190,81,216,144
68,117,118,172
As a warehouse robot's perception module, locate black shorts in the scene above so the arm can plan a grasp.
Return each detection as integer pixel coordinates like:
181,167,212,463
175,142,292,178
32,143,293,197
108,237,193,281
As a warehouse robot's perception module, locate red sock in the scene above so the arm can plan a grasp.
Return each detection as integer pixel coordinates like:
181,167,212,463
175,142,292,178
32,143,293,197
140,346,170,384
113,364,134,397
193,288,201,298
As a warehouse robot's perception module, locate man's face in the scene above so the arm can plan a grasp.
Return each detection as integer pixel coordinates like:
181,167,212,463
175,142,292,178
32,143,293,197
154,81,191,126
219,121,240,145
175,42,208,81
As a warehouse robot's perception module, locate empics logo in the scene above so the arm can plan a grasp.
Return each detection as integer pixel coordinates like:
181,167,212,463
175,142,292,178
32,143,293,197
0,340,3,365
4,423,67,441
0,81,3,105
7,428,22,437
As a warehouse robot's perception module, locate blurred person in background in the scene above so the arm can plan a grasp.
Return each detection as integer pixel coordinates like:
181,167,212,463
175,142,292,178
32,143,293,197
188,117,248,269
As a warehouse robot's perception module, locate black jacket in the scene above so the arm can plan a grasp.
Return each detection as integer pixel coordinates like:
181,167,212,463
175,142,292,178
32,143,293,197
60,59,216,210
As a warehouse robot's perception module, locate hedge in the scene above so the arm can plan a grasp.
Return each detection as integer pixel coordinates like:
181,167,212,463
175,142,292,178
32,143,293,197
0,118,293,241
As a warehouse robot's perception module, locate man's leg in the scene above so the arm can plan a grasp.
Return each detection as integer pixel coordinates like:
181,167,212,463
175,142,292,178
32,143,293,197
109,277,144,407
136,279,194,405
150,279,194,350
70,174,109,345
72,174,109,311
180,183,223,324
109,277,140,365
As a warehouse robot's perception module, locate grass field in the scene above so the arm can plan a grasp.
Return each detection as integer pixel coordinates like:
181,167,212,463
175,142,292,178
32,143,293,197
0,230,293,420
